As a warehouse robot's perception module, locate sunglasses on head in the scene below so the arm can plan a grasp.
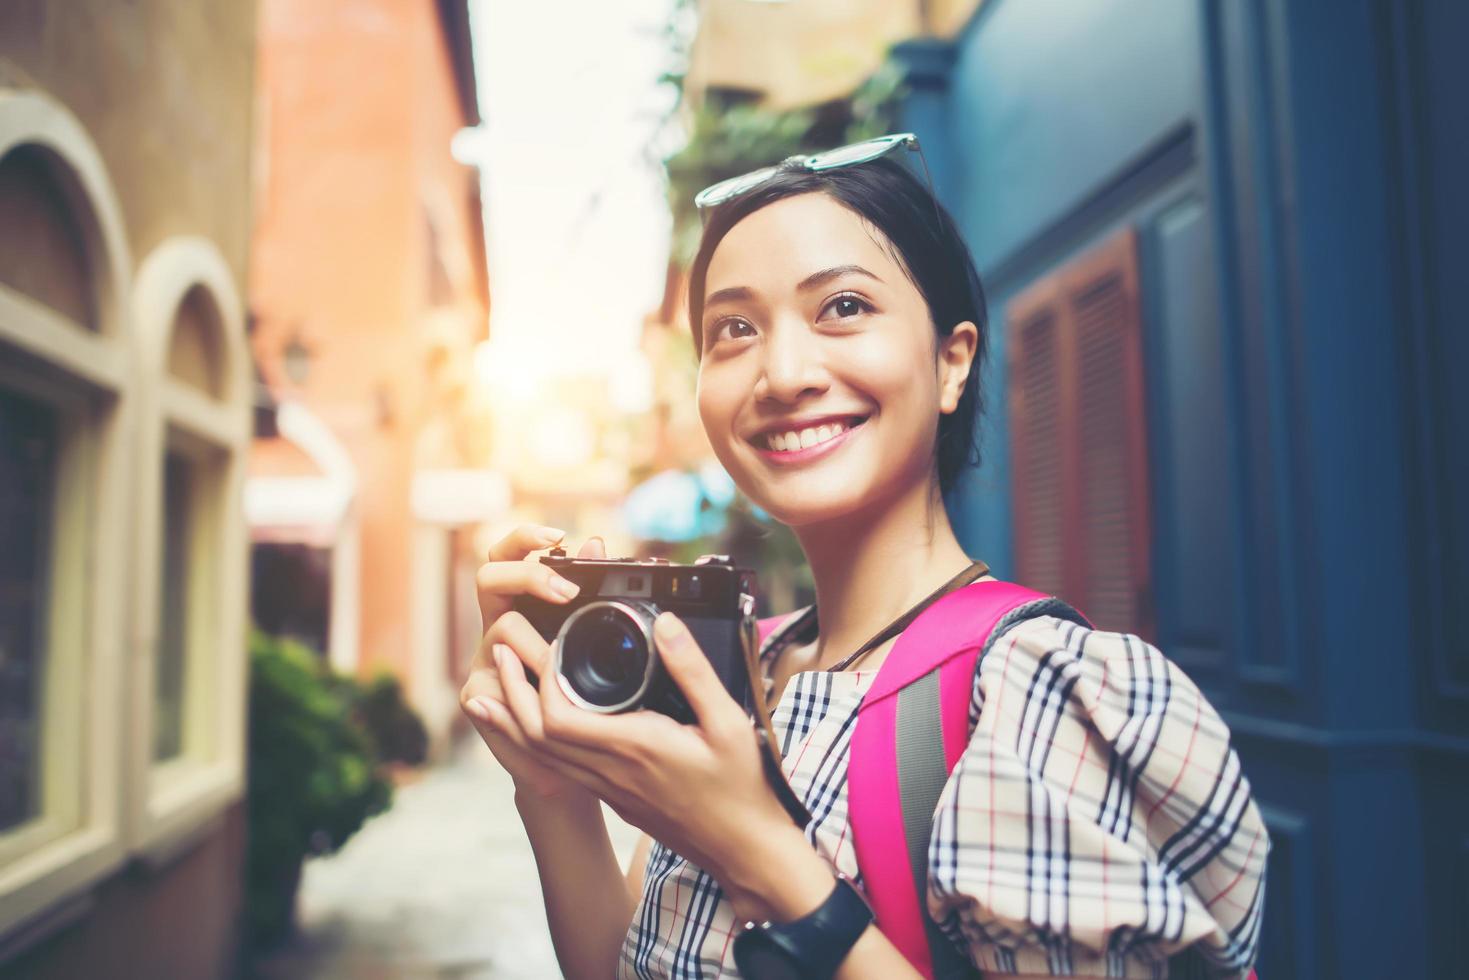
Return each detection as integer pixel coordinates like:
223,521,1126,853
693,132,939,220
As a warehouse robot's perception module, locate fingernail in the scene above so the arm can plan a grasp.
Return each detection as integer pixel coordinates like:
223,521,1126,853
655,612,683,639
550,576,581,600
492,643,511,668
466,697,494,723
537,526,566,542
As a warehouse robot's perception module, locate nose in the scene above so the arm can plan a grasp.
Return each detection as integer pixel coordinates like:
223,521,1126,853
754,320,829,404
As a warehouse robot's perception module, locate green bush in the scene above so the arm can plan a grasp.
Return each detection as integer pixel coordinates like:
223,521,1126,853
330,670,429,767
244,629,394,948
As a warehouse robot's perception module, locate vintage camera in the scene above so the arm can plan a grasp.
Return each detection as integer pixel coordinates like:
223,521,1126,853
513,549,758,723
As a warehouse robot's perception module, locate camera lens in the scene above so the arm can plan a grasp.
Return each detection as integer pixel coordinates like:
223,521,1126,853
584,622,640,686
555,602,655,711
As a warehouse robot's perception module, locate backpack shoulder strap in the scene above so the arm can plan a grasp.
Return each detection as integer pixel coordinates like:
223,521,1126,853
849,581,1083,978
757,608,810,650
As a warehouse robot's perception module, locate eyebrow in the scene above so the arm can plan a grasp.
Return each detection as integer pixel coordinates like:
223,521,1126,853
703,265,882,313
796,264,882,292
704,285,754,310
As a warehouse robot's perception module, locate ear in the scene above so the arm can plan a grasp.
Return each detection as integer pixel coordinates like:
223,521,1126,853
936,321,978,414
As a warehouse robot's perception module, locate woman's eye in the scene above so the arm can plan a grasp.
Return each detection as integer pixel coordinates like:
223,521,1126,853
712,318,756,343
819,294,872,321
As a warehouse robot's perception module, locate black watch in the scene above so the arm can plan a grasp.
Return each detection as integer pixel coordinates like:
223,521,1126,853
732,876,874,979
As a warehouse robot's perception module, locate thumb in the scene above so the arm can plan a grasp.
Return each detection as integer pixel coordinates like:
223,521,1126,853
653,612,735,731
577,536,606,559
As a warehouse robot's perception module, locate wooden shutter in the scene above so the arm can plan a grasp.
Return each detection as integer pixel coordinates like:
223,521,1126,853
1008,282,1074,601
1006,228,1153,639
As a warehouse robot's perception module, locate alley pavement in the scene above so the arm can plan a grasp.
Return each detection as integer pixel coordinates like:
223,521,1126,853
250,731,640,980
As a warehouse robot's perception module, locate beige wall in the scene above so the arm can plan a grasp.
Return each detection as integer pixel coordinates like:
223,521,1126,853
5,807,248,979
0,0,257,972
0,0,257,288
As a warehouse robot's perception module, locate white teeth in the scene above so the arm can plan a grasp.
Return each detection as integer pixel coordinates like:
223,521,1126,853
763,420,854,452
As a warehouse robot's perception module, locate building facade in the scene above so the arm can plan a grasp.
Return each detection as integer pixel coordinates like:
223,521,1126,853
246,0,495,757
895,1,1467,976
676,0,1467,974
0,1,257,975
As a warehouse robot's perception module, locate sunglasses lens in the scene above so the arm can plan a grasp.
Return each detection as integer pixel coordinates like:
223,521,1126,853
692,134,923,215
695,165,781,209
807,136,905,170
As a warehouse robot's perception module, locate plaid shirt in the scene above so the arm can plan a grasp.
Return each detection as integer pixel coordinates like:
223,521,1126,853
618,608,1268,979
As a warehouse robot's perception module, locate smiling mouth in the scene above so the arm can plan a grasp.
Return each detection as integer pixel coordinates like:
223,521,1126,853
752,416,868,453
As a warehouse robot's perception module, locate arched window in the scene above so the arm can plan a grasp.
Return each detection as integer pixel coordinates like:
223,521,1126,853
129,237,249,856
0,88,135,936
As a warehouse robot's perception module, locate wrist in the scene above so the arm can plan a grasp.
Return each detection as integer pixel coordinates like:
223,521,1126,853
513,783,600,823
732,875,877,980
717,821,836,923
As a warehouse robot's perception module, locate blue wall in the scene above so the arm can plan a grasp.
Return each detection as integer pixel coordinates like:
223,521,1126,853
897,0,1469,975
906,0,1210,587
944,0,1202,274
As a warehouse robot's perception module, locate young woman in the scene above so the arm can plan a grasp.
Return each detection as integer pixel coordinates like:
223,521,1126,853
460,138,1268,979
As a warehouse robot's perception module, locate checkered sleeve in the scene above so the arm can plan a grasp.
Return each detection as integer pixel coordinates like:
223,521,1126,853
927,616,1269,978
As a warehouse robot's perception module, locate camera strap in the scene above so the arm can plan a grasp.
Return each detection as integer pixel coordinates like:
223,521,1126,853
742,559,991,829
740,608,816,827
824,560,990,673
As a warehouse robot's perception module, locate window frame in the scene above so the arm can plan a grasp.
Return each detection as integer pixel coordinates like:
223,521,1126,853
126,237,250,865
0,88,136,940
0,366,92,867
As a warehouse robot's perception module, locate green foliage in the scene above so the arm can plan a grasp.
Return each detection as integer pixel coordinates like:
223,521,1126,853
662,63,909,265
664,103,818,263
244,629,395,947
330,670,429,767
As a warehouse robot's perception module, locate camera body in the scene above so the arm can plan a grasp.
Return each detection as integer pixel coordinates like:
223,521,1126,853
513,549,758,723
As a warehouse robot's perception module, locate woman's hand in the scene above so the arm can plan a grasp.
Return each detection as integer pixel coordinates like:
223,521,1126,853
478,608,820,912
459,528,648,978
459,525,605,803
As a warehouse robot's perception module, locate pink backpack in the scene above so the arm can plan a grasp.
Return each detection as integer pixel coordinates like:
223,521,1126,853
759,581,1259,979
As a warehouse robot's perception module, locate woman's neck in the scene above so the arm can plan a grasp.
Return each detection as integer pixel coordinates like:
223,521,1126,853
791,477,973,669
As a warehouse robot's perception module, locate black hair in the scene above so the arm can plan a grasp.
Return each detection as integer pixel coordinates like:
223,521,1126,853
687,156,989,495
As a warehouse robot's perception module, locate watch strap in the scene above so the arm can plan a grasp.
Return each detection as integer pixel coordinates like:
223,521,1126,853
733,876,874,979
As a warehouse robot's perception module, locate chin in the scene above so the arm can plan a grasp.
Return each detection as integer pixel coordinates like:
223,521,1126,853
754,490,870,529
741,461,898,528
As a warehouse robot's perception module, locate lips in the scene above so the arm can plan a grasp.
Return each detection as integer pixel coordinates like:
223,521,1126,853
749,415,866,451
747,414,869,461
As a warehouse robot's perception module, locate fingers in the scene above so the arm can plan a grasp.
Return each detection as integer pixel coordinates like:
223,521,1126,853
460,693,529,774
473,528,581,628
495,642,547,741
497,643,647,774
460,636,506,711
467,685,535,753
463,695,513,750
475,557,581,621
576,536,606,559
651,613,743,737
483,610,556,680
466,691,623,800
488,524,566,563
529,642,685,767
460,610,551,721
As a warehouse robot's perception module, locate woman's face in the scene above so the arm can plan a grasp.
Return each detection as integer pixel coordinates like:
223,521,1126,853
696,192,973,528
